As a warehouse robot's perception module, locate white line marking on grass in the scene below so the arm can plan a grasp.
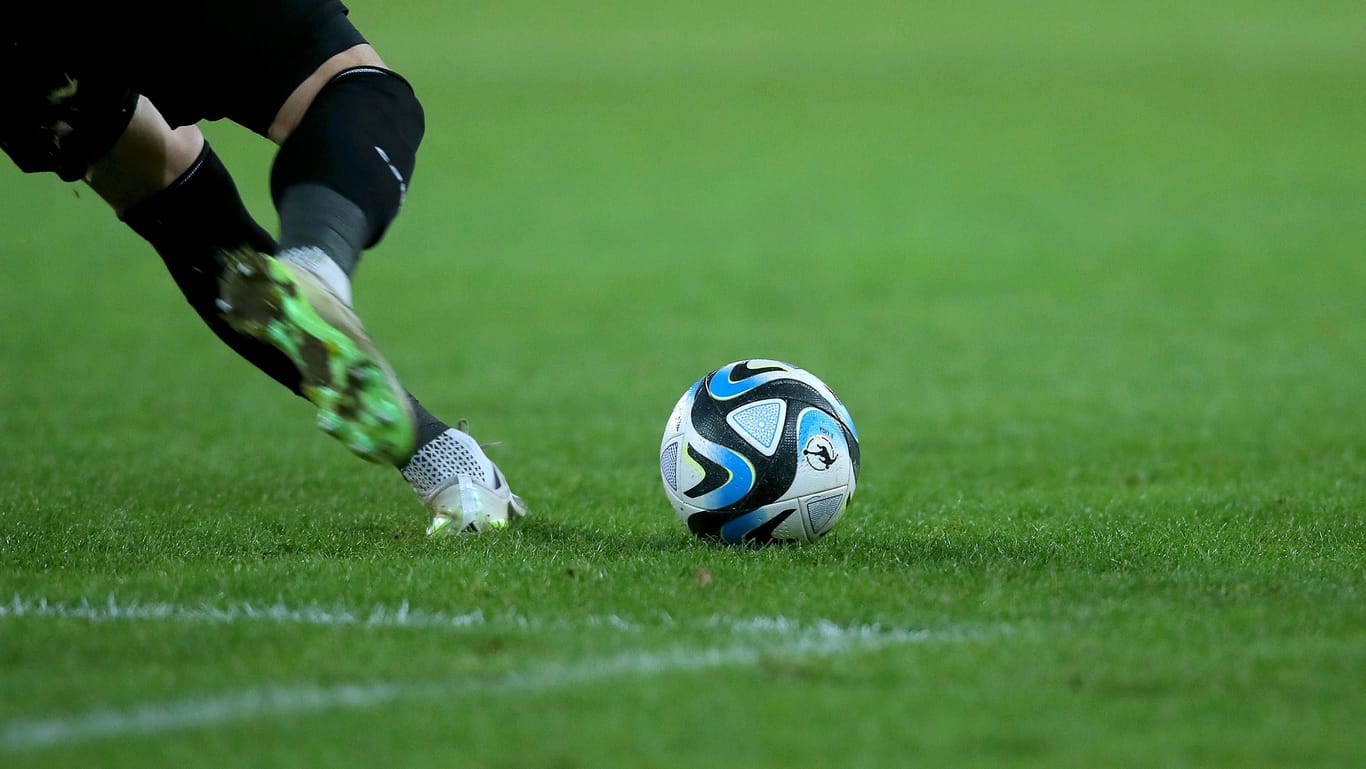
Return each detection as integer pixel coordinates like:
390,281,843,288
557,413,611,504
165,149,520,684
2,594,490,631
0,609,990,753
1,595,963,640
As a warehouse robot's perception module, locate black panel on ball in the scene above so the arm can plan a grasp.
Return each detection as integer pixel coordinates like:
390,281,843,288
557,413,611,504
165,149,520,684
728,360,791,380
685,510,730,539
685,508,797,546
742,507,797,545
682,444,729,499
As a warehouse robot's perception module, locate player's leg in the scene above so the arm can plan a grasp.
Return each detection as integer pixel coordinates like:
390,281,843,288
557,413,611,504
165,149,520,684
0,46,307,393
83,88,412,465
97,95,521,532
20,3,526,530
105,100,308,393
258,39,526,533
5,18,523,532
85,96,204,215
208,11,525,532
91,95,423,473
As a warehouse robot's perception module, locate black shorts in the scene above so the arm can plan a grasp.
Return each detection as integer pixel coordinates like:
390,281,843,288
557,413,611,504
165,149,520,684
9,0,366,135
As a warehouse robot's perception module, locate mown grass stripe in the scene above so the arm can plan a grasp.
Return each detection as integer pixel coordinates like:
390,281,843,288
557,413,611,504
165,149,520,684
0,621,977,753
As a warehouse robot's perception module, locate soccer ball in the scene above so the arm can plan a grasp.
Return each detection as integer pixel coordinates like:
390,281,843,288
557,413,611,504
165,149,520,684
658,359,860,545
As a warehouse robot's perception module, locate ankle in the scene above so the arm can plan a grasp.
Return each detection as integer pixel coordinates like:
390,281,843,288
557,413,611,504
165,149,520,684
278,246,353,305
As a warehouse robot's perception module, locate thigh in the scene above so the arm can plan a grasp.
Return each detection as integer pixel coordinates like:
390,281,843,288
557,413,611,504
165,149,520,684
113,1,367,136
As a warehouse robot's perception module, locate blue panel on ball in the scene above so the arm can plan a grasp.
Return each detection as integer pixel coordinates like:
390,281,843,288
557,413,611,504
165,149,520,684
693,442,755,509
720,506,786,544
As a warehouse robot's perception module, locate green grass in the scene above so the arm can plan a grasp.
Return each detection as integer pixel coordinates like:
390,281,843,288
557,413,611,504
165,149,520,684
2,1,1364,766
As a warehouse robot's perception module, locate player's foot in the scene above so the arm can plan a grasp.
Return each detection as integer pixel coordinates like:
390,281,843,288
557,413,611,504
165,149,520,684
215,247,415,465
401,424,528,535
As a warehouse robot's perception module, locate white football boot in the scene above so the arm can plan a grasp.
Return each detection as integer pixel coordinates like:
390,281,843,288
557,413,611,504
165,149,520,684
401,424,528,535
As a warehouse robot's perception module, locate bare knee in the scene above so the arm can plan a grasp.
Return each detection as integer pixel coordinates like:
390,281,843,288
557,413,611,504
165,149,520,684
86,96,205,215
268,44,387,144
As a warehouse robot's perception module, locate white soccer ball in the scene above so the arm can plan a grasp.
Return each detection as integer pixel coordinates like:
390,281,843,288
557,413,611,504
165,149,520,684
659,359,861,545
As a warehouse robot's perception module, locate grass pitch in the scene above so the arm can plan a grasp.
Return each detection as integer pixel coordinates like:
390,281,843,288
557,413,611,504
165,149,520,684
2,1,1364,766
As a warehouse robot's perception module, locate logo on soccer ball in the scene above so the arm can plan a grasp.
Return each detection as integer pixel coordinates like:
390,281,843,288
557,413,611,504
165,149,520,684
803,436,838,471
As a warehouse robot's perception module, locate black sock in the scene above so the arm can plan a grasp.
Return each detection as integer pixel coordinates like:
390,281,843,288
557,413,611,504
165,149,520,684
406,396,452,458
277,183,368,276
124,143,449,467
121,142,304,394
